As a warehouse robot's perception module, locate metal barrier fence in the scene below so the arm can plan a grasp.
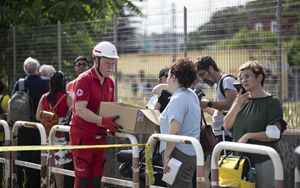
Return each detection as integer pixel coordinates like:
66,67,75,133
1,0,300,128
0,121,142,188
47,125,141,188
295,146,300,188
11,121,48,188
211,141,284,188
0,120,11,188
145,133,205,188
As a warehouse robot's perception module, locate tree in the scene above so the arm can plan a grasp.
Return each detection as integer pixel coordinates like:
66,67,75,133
0,0,141,84
187,6,247,50
216,28,277,49
0,0,141,28
287,39,300,66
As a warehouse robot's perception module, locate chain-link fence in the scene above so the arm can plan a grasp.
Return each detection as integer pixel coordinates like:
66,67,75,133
1,0,299,128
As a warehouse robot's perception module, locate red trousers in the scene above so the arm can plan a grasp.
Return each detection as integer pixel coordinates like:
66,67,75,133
70,128,106,188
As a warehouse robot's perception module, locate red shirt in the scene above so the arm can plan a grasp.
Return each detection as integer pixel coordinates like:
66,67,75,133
40,91,68,118
66,79,76,94
66,79,77,100
70,67,115,135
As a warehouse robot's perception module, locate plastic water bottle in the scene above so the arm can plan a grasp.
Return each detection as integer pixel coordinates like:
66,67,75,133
247,168,256,182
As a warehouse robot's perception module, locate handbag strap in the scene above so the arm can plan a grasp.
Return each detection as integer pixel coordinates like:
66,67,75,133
50,94,66,112
218,153,243,169
201,109,208,127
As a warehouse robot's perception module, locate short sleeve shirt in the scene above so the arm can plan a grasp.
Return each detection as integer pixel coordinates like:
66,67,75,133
66,79,76,99
70,68,115,135
232,96,283,142
212,75,236,136
160,88,201,156
232,95,283,163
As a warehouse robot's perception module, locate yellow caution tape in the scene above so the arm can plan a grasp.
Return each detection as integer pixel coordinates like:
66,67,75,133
0,143,156,185
145,144,155,185
0,143,145,152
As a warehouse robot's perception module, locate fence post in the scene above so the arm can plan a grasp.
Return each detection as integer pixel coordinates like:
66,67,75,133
57,20,62,71
296,67,299,101
276,0,282,100
12,26,16,83
184,6,187,58
113,16,118,101
171,2,177,63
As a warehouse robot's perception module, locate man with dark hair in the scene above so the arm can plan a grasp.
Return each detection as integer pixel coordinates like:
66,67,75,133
66,56,89,97
195,56,237,141
65,57,89,187
158,68,169,84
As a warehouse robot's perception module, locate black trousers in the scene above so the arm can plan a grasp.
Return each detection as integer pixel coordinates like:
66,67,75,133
17,127,41,188
64,161,74,188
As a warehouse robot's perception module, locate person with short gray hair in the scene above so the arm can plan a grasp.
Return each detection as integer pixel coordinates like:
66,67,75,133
39,64,56,78
23,57,40,75
11,56,49,188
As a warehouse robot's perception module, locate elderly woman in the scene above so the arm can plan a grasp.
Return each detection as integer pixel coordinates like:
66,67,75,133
224,61,285,188
160,58,201,188
39,64,56,78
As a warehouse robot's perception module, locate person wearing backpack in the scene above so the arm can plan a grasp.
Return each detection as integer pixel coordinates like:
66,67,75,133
195,56,237,142
10,57,49,188
36,71,72,188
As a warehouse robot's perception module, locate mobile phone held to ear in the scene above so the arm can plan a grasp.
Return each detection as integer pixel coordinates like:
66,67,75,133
233,83,246,94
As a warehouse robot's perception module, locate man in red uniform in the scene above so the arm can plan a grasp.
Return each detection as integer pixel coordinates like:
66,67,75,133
66,56,89,98
70,41,121,188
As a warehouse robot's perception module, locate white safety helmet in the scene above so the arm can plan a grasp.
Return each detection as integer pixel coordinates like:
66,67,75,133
92,41,119,59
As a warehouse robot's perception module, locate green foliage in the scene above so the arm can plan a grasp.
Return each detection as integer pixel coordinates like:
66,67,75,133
287,39,300,66
0,0,141,85
216,28,277,49
0,0,141,28
187,6,247,50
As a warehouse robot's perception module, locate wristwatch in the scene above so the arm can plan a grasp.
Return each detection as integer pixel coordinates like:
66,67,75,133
207,101,213,108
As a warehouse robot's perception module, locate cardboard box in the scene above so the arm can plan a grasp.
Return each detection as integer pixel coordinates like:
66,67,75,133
99,102,160,134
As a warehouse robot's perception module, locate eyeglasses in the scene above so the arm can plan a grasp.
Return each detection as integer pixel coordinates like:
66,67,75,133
75,62,87,67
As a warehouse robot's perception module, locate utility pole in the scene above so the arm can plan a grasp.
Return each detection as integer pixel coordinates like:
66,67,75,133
184,6,187,58
171,2,177,63
276,0,282,100
57,21,62,71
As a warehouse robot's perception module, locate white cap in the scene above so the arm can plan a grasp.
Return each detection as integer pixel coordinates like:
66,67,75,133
93,41,119,59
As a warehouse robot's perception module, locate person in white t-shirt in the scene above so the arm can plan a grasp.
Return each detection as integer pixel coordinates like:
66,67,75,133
195,56,237,141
